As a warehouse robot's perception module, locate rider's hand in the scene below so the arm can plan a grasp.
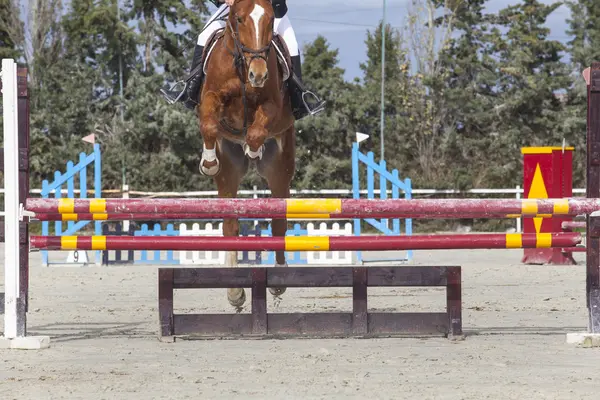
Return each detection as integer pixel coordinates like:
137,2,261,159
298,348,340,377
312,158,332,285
224,0,235,5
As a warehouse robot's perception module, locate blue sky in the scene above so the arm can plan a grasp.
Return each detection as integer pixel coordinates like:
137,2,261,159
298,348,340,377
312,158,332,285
247,0,574,81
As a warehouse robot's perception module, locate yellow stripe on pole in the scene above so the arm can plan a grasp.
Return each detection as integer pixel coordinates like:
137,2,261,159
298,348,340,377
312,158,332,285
506,233,523,249
286,199,342,215
91,236,107,250
58,199,75,214
553,199,570,215
536,233,552,248
89,199,106,213
287,214,331,219
62,213,108,221
61,236,78,249
285,236,330,251
521,199,539,215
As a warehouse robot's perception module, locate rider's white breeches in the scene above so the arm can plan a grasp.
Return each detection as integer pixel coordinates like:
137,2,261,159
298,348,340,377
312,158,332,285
197,5,300,57
274,15,299,56
197,3,228,46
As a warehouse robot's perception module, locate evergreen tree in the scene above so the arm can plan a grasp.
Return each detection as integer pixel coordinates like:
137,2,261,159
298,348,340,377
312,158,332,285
101,70,204,191
293,35,357,190
566,0,600,69
564,0,600,185
111,0,212,191
0,0,19,60
350,22,419,180
27,0,135,186
129,0,209,75
427,0,500,188
62,0,138,103
492,0,570,185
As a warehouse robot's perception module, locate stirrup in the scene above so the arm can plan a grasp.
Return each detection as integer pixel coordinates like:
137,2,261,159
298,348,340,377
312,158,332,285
301,90,326,116
160,81,187,104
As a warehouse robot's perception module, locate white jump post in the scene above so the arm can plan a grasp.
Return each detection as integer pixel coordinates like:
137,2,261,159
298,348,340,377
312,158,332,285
1,58,50,349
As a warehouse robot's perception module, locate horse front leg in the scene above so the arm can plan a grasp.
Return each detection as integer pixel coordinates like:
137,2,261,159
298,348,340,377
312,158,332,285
257,127,296,299
198,91,222,176
213,143,248,311
223,217,245,310
244,103,277,161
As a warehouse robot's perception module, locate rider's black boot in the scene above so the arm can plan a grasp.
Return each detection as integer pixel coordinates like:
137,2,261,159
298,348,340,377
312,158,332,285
160,45,205,110
288,55,326,120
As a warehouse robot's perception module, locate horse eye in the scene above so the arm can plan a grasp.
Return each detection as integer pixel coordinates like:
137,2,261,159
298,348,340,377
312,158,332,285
237,16,243,23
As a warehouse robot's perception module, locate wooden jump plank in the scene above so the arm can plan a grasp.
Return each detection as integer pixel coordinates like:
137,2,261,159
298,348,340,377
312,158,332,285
171,266,458,289
267,267,353,287
174,314,254,336
367,266,452,286
172,268,253,288
172,312,451,338
158,266,463,340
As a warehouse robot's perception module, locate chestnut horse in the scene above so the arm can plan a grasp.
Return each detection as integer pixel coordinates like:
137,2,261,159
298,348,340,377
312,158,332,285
198,0,295,310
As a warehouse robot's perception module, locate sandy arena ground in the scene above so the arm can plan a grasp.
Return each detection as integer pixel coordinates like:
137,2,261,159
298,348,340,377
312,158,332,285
2,246,600,399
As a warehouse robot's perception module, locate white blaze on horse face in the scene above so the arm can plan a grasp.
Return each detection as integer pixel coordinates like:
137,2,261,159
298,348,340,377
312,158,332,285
250,4,265,47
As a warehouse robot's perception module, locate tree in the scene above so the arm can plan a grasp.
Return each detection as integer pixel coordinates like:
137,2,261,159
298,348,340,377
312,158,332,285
129,0,209,75
404,0,461,184
351,22,418,178
492,0,570,185
110,0,213,191
0,0,19,60
563,0,600,185
293,35,358,190
429,0,504,189
62,0,138,103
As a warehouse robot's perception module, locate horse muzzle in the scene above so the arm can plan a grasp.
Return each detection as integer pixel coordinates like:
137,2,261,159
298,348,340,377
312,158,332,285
248,69,268,88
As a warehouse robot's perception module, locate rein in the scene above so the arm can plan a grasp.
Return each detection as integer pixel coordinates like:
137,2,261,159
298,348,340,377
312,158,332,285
219,12,273,137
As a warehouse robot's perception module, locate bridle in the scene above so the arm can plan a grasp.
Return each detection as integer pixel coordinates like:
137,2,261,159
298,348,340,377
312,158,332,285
220,8,274,137
227,14,273,76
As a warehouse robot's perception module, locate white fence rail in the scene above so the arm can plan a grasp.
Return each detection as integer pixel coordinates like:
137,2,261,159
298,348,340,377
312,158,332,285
306,222,353,265
179,223,226,265
176,222,354,265
16,185,587,198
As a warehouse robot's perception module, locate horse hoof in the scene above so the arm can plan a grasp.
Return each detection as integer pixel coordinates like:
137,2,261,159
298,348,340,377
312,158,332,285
243,143,265,160
269,262,288,297
228,288,246,308
269,287,286,296
200,159,221,176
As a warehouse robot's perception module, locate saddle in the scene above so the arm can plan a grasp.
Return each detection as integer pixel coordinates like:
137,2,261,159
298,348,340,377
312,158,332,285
201,28,293,81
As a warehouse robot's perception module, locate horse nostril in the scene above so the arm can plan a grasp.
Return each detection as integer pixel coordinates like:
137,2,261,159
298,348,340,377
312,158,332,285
249,71,255,81
263,72,268,82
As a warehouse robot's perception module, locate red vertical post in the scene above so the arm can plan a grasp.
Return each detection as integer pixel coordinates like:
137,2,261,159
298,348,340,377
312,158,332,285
521,146,576,265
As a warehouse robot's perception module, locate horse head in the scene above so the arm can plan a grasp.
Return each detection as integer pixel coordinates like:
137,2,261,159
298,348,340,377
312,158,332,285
227,0,275,88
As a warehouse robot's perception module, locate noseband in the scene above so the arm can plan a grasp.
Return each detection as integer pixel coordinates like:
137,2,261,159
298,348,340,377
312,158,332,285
220,12,274,137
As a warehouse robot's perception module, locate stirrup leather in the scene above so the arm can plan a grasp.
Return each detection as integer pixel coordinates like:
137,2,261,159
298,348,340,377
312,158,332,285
160,81,188,105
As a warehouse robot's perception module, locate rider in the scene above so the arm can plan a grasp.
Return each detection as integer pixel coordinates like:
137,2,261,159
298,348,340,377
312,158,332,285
161,0,326,120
